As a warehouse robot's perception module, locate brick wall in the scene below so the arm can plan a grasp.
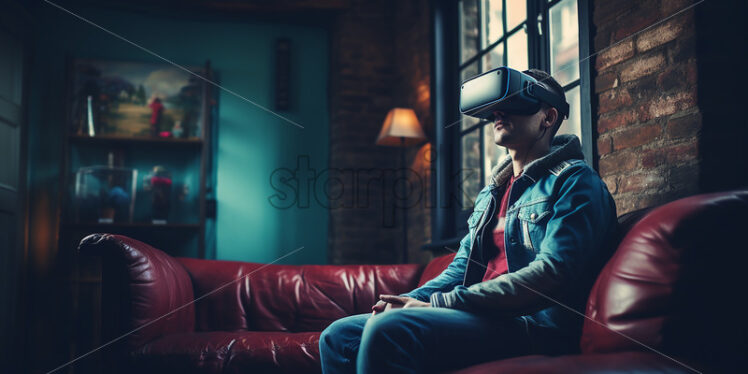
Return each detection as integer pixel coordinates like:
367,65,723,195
394,0,433,266
328,0,433,265
593,0,701,215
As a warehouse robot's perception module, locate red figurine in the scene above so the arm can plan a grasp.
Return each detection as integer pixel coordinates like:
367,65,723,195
148,97,164,137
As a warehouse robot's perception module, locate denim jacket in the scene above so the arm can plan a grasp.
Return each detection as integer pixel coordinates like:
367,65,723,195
401,134,618,351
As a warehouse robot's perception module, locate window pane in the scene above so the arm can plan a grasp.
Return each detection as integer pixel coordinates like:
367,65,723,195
507,28,528,71
483,123,508,186
461,61,481,130
556,85,581,142
482,0,504,47
481,42,505,72
461,129,481,208
461,113,481,130
461,60,480,82
549,0,579,86
506,0,526,31
459,0,480,63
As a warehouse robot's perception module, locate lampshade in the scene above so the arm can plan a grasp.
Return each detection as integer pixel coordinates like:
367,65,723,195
375,108,427,146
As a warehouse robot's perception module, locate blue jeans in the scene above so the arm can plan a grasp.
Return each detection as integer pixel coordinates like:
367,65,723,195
318,307,533,374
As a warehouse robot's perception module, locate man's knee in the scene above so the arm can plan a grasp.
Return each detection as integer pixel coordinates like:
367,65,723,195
320,314,368,351
361,309,418,346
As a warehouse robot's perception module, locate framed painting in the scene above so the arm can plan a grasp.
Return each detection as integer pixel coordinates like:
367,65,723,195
69,58,205,138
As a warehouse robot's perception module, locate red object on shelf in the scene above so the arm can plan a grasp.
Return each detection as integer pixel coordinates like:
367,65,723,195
150,176,172,186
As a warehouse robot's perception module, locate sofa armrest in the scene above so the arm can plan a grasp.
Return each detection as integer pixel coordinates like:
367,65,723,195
78,234,195,350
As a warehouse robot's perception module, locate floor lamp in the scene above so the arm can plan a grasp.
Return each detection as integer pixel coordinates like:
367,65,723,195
375,108,427,264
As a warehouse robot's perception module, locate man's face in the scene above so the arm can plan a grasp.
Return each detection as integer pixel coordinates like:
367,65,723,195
490,108,548,148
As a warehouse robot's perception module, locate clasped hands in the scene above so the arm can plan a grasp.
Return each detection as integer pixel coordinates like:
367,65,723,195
371,294,431,316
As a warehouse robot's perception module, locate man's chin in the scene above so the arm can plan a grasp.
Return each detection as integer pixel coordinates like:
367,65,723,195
493,135,511,147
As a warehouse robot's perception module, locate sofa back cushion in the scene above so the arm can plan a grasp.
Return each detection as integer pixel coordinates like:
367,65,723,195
177,258,422,332
581,190,748,367
417,252,457,286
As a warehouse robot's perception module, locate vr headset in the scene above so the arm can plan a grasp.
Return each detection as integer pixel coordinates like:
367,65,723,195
459,66,569,121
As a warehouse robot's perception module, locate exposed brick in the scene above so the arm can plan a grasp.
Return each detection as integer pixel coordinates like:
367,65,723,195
619,172,667,193
641,141,699,169
613,195,638,215
636,103,652,123
598,150,639,175
668,34,697,63
612,6,660,43
593,0,702,215
644,89,697,120
621,53,666,82
330,0,433,265
635,14,687,52
685,59,697,85
656,64,689,92
612,124,662,151
597,135,613,156
594,39,634,71
595,0,634,25
616,192,681,215
598,88,633,114
662,0,696,15
666,111,701,139
595,71,619,93
602,175,619,194
597,110,637,133
668,163,700,190
593,29,612,52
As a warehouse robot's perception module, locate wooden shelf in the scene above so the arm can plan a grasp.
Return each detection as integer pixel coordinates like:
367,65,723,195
69,134,203,147
64,222,201,230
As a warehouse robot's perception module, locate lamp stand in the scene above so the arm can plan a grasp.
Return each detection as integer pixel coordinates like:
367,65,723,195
400,136,408,264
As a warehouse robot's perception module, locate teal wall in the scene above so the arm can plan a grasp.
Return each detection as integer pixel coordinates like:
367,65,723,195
28,4,329,265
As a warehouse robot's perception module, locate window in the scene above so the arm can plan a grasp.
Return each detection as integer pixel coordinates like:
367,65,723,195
451,0,591,232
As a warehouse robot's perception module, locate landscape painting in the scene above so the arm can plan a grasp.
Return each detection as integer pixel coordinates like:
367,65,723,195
70,59,204,138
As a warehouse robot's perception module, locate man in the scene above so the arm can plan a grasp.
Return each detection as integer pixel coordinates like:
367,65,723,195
319,68,618,374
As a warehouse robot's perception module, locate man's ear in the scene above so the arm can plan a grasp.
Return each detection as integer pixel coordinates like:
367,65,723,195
543,107,558,130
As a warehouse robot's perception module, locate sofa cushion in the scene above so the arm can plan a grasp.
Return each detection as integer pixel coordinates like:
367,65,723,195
444,351,698,374
224,331,321,374
177,258,422,333
131,331,322,374
417,252,457,287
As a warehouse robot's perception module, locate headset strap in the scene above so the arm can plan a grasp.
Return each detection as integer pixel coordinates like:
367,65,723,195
527,82,570,119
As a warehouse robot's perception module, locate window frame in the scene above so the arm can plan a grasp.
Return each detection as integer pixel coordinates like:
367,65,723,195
430,0,594,242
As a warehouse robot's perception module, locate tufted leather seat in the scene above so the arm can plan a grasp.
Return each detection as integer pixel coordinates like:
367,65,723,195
80,190,748,373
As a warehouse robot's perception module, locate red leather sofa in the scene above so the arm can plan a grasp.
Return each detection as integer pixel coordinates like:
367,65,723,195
80,190,748,373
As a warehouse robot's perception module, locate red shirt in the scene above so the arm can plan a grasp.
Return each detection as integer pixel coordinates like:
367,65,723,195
482,174,516,282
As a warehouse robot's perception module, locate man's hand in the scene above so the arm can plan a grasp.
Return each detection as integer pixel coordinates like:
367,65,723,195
371,299,400,315
371,294,431,315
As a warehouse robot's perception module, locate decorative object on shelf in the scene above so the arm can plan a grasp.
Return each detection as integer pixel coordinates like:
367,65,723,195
172,120,184,138
144,166,172,224
75,166,137,224
375,107,427,263
86,95,95,136
70,59,205,138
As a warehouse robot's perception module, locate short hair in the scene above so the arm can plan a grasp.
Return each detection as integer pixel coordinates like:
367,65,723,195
522,69,566,140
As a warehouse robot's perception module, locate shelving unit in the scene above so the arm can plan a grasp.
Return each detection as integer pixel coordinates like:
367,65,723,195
68,133,204,147
58,58,217,374
58,59,216,259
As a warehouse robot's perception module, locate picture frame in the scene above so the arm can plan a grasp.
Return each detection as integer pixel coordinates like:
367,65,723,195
69,58,206,138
